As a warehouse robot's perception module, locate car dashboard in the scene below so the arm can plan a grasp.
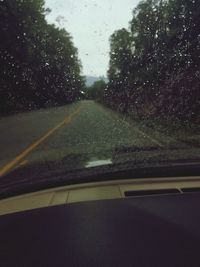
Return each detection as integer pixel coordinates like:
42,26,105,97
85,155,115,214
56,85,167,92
0,176,200,266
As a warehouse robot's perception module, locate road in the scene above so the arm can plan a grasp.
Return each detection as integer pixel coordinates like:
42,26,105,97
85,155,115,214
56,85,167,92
0,100,181,177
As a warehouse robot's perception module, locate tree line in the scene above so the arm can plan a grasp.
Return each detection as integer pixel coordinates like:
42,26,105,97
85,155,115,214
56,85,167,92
103,0,200,121
86,80,107,100
0,0,85,114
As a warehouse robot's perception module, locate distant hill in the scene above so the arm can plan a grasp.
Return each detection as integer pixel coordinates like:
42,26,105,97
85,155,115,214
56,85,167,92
85,76,108,87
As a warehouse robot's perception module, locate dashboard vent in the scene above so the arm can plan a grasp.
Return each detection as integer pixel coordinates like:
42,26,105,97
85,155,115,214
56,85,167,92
181,188,200,193
124,188,180,197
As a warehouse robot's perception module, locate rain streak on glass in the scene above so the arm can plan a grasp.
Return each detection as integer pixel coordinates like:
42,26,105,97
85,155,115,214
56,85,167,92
1,0,200,182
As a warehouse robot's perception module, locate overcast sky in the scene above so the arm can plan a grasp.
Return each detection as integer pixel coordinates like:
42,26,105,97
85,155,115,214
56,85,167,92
45,0,140,77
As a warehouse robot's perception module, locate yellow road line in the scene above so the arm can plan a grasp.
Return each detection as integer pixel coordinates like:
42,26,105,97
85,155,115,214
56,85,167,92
18,160,28,167
0,107,81,177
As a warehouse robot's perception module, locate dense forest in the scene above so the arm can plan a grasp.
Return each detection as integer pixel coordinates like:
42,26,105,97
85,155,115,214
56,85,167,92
86,80,107,100
1,0,200,121
103,0,200,121
0,0,84,114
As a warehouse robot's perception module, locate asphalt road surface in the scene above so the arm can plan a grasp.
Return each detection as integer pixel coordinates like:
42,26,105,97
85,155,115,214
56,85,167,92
0,100,182,177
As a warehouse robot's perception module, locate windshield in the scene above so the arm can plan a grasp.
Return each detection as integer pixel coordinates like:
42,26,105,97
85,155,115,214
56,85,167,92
1,0,200,195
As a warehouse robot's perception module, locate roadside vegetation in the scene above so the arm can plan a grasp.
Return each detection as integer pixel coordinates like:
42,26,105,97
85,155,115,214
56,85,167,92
0,0,85,115
85,80,107,101
101,0,200,125
1,0,200,134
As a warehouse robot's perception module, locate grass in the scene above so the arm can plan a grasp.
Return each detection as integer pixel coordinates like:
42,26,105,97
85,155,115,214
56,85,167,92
132,115,200,148
100,101,200,147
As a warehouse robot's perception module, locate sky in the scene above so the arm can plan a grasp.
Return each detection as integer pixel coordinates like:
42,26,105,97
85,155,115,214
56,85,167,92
45,0,140,77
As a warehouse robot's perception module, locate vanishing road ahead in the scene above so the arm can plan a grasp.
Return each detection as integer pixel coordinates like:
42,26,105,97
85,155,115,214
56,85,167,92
0,100,177,177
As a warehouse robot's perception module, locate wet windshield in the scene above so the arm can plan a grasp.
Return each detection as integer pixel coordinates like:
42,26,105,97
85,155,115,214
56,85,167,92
1,0,200,192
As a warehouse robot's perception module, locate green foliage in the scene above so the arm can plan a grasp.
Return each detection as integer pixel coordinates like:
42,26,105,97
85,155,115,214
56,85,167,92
105,0,200,120
0,0,84,114
86,80,107,100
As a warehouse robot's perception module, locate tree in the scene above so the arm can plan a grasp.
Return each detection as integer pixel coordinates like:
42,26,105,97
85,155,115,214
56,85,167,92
86,80,107,100
104,0,200,120
0,0,84,114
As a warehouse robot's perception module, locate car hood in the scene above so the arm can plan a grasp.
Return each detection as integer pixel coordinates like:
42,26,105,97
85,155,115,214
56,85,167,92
1,145,200,199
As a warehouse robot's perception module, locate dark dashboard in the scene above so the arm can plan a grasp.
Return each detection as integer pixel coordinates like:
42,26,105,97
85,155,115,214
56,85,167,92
0,192,200,266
